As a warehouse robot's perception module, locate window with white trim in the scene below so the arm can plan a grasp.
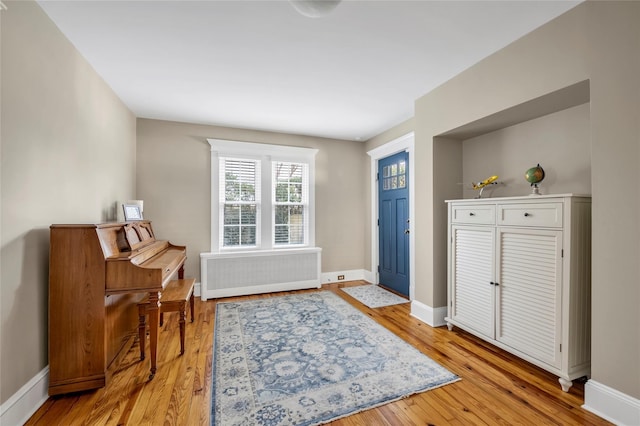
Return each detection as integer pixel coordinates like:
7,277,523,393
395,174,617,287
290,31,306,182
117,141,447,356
208,139,317,252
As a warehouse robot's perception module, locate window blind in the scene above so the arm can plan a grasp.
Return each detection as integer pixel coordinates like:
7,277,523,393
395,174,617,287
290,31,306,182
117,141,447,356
220,158,261,247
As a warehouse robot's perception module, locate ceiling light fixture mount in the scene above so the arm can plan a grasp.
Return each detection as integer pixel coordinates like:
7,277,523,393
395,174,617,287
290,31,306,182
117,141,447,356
289,0,341,18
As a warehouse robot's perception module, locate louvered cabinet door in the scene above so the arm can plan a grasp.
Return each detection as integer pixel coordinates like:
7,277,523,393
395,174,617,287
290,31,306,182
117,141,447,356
495,228,563,369
450,225,495,339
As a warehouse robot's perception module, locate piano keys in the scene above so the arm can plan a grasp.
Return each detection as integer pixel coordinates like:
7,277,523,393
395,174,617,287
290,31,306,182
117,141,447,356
48,221,186,395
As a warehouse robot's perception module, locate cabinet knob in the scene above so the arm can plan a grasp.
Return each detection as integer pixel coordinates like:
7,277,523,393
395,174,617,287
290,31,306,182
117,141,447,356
469,212,475,216
524,212,531,217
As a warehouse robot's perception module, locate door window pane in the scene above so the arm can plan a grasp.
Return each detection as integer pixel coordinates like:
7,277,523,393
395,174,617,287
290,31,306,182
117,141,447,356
383,160,407,191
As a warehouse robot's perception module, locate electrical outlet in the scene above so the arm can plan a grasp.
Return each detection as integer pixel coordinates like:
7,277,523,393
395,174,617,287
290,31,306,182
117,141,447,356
337,275,345,280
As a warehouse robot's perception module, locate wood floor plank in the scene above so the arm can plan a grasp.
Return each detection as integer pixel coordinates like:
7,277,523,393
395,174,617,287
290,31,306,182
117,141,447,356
187,303,215,426
27,281,611,426
25,394,78,425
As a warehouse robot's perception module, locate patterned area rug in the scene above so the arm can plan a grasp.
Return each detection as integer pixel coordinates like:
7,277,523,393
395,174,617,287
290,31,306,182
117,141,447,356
211,291,459,426
340,284,409,308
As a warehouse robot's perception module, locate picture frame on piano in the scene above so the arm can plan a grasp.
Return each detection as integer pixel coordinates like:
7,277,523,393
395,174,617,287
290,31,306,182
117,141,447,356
123,204,143,221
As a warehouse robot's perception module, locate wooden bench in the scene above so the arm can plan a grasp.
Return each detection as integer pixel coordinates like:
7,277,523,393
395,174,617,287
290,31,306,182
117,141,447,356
138,278,195,360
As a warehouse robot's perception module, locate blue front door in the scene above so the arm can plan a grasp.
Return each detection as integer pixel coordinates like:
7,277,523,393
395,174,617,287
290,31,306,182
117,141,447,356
378,151,409,297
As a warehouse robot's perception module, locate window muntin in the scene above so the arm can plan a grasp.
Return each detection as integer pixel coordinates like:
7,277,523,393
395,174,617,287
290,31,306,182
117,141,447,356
220,158,260,248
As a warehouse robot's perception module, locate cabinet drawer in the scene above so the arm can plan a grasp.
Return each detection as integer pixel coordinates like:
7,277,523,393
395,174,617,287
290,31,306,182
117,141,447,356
498,202,563,228
451,204,495,225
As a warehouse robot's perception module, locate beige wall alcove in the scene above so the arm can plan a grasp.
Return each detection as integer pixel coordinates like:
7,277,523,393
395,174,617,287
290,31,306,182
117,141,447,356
437,80,591,201
425,80,592,315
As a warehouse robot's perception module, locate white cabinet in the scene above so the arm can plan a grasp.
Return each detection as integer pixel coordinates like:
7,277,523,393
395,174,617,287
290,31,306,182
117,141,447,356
446,194,591,392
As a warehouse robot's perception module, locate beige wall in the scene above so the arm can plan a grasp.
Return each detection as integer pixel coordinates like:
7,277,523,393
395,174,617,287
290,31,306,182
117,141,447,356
585,0,639,400
0,1,136,405
406,1,638,399
136,119,366,281
461,103,591,199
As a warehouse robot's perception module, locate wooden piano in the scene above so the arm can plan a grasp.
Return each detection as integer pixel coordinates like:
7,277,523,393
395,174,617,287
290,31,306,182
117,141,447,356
48,221,186,395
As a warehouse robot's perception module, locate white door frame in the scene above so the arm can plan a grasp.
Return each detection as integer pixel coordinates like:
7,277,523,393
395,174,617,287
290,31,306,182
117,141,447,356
367,132,415,301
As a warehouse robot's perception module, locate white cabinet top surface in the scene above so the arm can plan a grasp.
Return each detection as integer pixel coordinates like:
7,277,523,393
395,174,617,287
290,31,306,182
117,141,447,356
446,193,591,204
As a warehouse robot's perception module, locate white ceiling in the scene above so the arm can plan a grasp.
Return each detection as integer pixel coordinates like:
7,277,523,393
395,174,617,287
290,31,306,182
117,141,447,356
37,0,580,141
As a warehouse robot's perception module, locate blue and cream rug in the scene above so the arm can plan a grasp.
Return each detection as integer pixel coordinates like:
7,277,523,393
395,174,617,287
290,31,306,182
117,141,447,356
211,291,459,425
340,284,409,308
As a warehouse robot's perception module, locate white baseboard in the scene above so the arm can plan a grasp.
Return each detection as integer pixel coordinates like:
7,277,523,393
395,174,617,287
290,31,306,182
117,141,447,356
0,367,49,426
363,269,375,284
320,269,368,284
202,279,320,299
201,269,370,300
410,299,447,327
583,379,640,425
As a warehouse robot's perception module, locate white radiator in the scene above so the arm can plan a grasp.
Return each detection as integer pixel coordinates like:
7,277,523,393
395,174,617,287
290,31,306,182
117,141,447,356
200,247,322,299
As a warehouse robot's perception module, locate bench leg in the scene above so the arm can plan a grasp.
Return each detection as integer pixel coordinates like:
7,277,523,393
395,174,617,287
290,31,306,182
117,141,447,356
147,292,160,380
189,293,195,323
138,310,146,361
179,305,186,355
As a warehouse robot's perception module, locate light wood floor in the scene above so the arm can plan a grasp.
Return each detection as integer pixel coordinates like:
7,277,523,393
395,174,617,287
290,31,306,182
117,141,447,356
27,281,610,425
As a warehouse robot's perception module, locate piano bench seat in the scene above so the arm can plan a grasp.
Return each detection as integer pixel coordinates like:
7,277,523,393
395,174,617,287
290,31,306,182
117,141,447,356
137,278,195,360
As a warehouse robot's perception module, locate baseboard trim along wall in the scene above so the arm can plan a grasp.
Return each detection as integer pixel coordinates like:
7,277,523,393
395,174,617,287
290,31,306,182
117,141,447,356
0,366,49,426
203,280,321,299
410,299,448,328
321,269,368,284
583,379,640,426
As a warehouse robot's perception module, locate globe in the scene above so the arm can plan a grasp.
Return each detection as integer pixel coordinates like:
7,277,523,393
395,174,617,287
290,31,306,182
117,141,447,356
525,164,545,185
